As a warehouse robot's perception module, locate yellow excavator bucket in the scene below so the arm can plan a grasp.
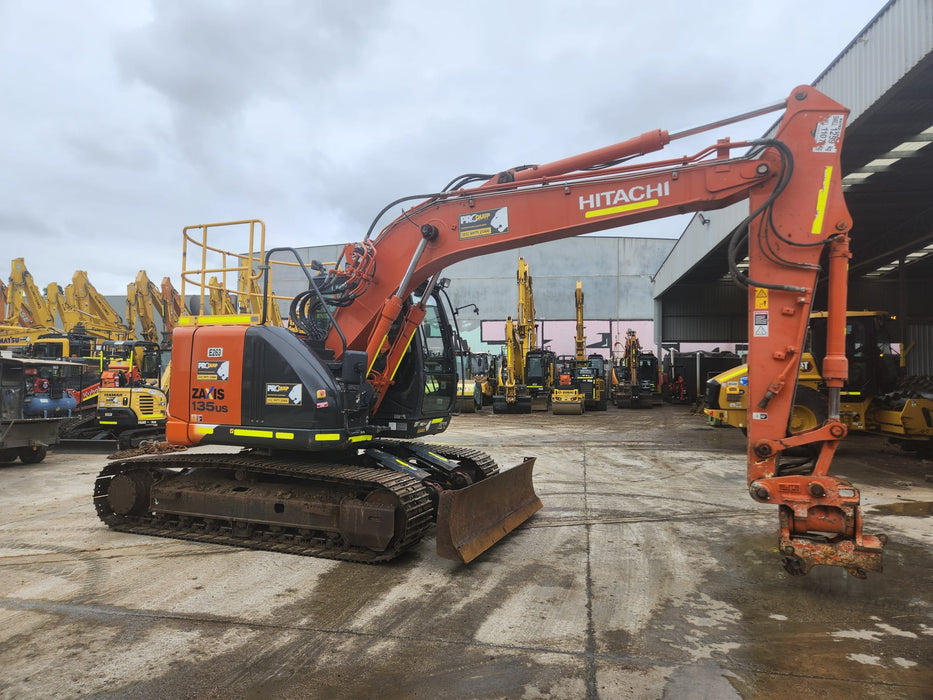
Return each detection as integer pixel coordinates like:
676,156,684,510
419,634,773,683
435,458,541,563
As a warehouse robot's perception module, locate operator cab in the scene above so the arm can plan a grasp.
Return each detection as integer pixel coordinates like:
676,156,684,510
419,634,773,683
371,286,458,437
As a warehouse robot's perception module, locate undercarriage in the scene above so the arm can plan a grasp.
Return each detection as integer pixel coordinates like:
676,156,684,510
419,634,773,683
93,442,538,563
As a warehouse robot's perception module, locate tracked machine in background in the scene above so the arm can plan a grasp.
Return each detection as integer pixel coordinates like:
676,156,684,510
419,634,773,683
494,257,546,413
471,352,497,406
525,348,557,411
705,311,933,456
55,338,168,449
126,270,169,347
613,328,659,408
1,260,173,450
552,281,609,413
552,282,588,415
93,87,885,575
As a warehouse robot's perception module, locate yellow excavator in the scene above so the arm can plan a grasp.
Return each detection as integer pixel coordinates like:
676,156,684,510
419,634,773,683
612,328,658,408
0,259,167,449
1,261,130,345
65,270,132,341
160,277,185,342
552,281,587,415
2,259,56,330
1,260,77,350
126,270,164,346
494,257,543,413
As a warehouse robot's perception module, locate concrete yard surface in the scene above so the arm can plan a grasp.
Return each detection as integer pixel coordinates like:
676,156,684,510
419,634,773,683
0,406,931,699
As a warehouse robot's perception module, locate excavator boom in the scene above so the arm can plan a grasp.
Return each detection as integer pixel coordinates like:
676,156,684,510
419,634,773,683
317,85,880,575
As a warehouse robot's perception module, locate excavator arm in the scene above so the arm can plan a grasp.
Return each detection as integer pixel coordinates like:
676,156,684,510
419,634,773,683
574,281,586,361
516,257,537,360
126,270,163,345
160,277,185,340
4,258,56,328
320,86,882,576
66,271,131,341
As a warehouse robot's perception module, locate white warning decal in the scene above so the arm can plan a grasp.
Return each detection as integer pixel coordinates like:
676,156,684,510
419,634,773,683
753,310,769,337
813,114,844,153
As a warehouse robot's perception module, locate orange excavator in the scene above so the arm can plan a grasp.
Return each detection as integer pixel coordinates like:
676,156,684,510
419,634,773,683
93,86,884,576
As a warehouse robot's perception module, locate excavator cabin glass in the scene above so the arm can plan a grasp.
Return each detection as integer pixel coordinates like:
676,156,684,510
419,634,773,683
418,296,457,415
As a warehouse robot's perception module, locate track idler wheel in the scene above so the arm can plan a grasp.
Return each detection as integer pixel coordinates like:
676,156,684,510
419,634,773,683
107,469,154,516
450,469,474,490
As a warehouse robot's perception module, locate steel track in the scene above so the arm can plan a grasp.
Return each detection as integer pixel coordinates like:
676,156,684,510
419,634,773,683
93,441,499,563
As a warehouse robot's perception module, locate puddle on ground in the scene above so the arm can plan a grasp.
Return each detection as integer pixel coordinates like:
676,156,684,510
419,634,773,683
869,501,933,517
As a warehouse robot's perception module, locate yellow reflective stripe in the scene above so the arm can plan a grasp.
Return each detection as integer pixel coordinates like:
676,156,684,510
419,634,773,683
99,420,118,425
584,199,659,219
368,337,388,374
233,428,273,438
389,333,417,381
431,417,444,424
349,435,372,443
195,425,215,435
178,314,259,326
811,166,832,234
314,433,341,441
717,365,748,382
216,427,294,439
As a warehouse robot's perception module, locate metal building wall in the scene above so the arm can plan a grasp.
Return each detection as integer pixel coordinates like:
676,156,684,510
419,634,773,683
224,237,673,325
440,237,675,322
657,282,747,343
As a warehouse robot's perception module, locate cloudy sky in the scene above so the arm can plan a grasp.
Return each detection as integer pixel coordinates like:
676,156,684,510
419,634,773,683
0,0,887,295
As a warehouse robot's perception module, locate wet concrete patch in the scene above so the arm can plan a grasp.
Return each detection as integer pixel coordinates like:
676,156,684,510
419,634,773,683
870,500,933,517
710,530,933,698
2,409,932,698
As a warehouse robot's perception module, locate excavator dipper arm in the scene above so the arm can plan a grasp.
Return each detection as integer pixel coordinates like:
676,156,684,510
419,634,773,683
323,86,883,575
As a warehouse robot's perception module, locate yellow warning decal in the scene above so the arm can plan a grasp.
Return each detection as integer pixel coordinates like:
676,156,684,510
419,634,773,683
811,166,833,235
754,288,768,310
314,433,341,442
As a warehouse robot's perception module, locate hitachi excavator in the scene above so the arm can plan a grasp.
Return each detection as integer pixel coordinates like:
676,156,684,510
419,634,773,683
93,86,885,576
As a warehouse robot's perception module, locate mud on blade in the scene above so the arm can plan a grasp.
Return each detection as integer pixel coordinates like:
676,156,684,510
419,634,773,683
435,458,541,563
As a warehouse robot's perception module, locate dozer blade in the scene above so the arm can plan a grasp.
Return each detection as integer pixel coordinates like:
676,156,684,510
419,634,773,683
435,457,541,563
